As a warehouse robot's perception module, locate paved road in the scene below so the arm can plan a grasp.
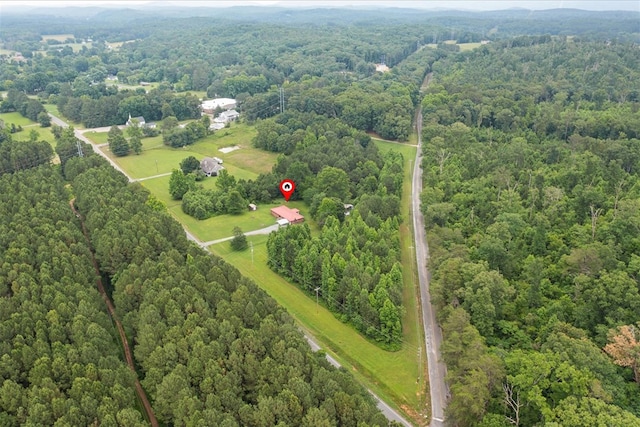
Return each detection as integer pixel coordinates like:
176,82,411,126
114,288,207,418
412,108,448,426
49,113,134,182
202,223,280,246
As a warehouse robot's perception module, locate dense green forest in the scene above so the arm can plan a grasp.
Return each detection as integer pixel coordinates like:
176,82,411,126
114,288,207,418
420,37,640,426
0,164,146,426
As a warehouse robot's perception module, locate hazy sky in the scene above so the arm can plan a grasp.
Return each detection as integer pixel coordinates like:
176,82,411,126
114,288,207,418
1,0,639,11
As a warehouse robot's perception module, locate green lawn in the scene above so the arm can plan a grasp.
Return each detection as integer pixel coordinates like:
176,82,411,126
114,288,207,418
458,42,483,51
13,127,57,148
139,170,316,242
43,104,62,117
84,131,110,145
0,112,35,127
378,139,430,419
96,123,270,181
42,34,75,42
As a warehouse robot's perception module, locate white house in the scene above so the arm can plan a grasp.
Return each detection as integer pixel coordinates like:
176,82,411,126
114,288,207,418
214,109,239,124
201,98,237,114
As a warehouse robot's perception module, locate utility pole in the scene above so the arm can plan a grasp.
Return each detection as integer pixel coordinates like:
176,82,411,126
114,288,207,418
250,241,254,265
155,160,158,173
314,287,320,313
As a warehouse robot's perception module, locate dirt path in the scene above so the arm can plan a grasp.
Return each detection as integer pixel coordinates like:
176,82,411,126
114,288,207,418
70,199,159,427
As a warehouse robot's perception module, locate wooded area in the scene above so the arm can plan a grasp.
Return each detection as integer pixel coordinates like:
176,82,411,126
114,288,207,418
420,37,640,426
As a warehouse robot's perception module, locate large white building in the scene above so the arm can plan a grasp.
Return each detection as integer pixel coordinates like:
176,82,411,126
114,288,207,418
201,98,236,114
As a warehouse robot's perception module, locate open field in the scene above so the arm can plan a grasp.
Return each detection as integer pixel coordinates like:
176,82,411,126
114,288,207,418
458,42,483,51
425,41,483,51
104,81,160,91
0,113,57,147
43,104,62,117
13,127,57,148
106,39,138,49
83,131,110,145
42,34,75,42
0,112,35,127
378,139,430,419
89,123,275,180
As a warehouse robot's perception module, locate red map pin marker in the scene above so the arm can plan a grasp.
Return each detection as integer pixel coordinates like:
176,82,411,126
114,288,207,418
279,179,295,201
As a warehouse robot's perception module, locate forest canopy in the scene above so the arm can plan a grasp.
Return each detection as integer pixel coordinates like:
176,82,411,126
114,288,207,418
420,37,640,426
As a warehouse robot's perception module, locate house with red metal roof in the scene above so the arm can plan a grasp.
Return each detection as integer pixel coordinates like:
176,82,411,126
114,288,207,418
270,205,304,224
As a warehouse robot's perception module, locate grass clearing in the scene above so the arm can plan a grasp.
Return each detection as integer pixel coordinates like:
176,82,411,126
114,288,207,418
458,42,482,51
0,112,35,127
42,34,75,42
377,139,430,419
139,173,314,243
43,104,62,117
84,131,110,145
97,123,270,180
13,127,57,148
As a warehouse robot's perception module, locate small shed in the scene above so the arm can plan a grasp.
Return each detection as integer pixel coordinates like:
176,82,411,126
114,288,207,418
248,203,257,211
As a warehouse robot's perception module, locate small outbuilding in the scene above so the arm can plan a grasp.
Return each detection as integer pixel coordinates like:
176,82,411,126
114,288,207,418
248,203,257,211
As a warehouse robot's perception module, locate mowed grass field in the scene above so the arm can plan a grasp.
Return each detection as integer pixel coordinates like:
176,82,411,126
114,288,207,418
90,122,425,422
375,139,430,419
0,112,36,127
0,113,57,148
88,123,276,180
42,34,75,42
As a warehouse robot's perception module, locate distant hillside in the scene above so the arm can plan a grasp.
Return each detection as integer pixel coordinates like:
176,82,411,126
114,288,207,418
1,6,638,42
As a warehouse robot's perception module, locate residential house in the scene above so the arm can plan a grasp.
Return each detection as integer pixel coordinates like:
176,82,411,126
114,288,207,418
270,205,304,224
214,109,240,124
200,157,224,177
